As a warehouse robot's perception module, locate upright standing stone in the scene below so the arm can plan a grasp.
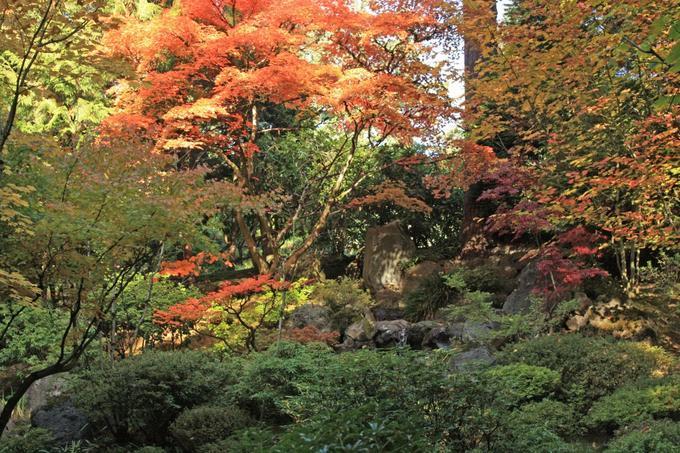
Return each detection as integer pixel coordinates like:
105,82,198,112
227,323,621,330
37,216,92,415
502,261,539,314
362,221,416,295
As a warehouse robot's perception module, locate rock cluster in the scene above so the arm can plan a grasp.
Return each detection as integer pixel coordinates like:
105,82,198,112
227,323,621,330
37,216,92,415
335,317,501,352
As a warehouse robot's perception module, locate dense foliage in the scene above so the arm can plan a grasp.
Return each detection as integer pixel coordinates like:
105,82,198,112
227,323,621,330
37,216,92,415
5,335,675,452
457,0,680,294
0,0,678,450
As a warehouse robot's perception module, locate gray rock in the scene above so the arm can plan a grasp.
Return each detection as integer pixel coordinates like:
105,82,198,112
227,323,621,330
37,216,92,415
32,399,89,445
372,306,405,321
362,221,416,294
344,318,376,343
462,321,500,343
23,375,66,416
422,326,452,349
447,323,465,340
450,347,496,372
374,320,411,348
407,321,443,349
502,261,539,314
286,304,332,331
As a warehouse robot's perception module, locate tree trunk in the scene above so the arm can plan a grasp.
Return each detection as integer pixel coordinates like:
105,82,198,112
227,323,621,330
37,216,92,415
459,181,488,254
459,0,497,255
234,209,269,274
0,362,71,436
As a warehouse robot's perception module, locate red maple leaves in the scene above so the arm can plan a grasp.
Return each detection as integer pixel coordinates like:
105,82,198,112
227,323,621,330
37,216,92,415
153,274,288,329
159,252,233,278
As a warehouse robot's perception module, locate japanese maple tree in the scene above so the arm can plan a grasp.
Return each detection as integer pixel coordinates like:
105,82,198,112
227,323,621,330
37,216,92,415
102,0,457,276
454,0,679,293
154,272,297,351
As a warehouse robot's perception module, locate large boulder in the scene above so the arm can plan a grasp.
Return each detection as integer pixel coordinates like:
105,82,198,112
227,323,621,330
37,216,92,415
32,399,89,445
362,221,416,295
21,374,89,445
286,304,333,332
502,261,539,314
450,347,496,372
462,321,500,344
407,321,445,349
337,318,376,350
23,375,64,416
422,326,453,349
344,319,375,342
374,320,411,348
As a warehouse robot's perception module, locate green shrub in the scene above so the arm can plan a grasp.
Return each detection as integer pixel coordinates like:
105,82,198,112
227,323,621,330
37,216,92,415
283,348,449,422
170,406,252,451
586,377,680,431
227,341,334,423
227,345,578,452
310,278,372,331
443,290,496,323
200,427,276,453
605,420,680,453
133,448,167,453
404,273,456,320
448,264,515,295
73,350,238,445
281,349,510,451
511,400,582,438
484,364,561,407
441,268,543,343
228,342,451,428
0,426,54,453
498,334,675,410
275,403,431,453
231,344,456,448
503,426,582,453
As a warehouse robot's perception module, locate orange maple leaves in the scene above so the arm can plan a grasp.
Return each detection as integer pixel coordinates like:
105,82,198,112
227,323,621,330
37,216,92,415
159,252,233,278
153,274,288,329
102,0,453,153
347,180,432,214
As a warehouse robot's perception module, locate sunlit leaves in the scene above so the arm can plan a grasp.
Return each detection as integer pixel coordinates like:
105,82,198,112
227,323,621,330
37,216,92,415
460,0,679,292
100,0,458,275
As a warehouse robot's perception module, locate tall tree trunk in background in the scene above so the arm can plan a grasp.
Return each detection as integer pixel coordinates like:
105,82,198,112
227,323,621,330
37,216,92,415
459,0,497,256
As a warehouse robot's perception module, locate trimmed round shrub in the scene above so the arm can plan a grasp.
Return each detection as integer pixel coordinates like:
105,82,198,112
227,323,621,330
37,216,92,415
498,334,675,410
605,420,680,453
511,400,583,438
587,376,680,431
170,406,252,451
200,427,277,453
483,364,561,407
73,350,238,445
503,426,581,453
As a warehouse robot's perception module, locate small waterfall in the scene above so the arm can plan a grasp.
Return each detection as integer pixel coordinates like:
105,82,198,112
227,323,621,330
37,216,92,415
397,327,408,348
